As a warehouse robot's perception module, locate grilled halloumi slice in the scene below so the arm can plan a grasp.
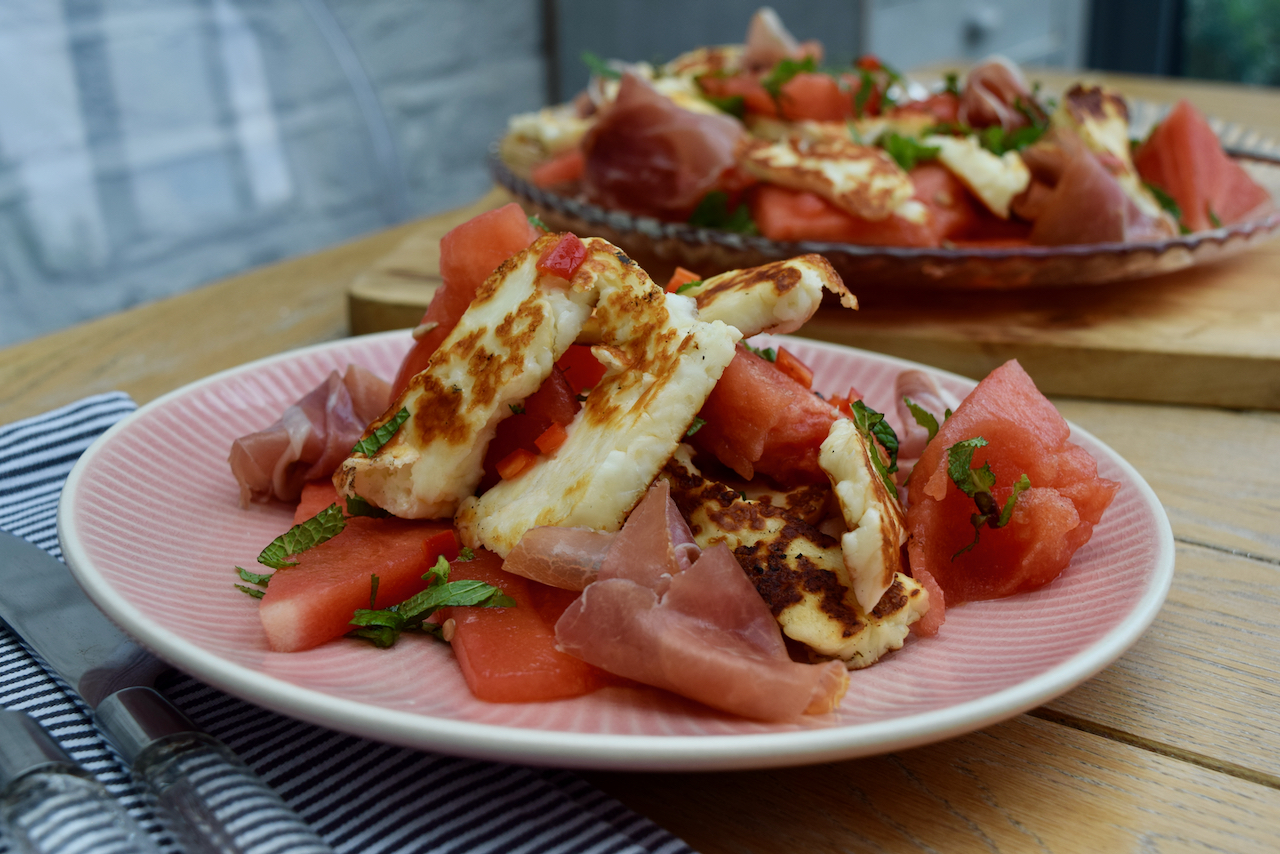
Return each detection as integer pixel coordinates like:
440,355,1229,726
334,234,599,519
819,418,908,614
455,243,741,557
661,447,927,668
1053,85,1173,226
740,137,913,221
922,133,1030,219
678,254,856,336
505,103,592,157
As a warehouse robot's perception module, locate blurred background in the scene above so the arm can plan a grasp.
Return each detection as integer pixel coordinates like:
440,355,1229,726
0,0,1273,348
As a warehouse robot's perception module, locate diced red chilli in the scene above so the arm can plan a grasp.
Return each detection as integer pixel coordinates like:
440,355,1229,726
537,233,588,279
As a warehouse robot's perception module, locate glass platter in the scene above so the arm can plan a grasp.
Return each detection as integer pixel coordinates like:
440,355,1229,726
490,101,1280,291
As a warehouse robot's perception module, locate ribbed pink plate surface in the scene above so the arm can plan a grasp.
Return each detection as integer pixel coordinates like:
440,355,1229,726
58,332,1173,770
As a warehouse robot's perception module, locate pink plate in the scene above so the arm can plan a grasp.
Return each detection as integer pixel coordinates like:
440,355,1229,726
57,332,1173,771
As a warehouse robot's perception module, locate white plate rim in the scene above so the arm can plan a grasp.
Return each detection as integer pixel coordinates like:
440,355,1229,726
57,331,1175,771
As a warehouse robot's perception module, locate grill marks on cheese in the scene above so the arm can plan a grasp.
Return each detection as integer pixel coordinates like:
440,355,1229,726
740,136,912,221
456,244,741,556
661,447,927,668
682,254,855,337
337,233,593,519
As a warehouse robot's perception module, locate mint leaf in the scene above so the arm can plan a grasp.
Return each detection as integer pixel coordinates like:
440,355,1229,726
946,437,1031,557
903,396,941,443
236,566,272,587
703,94,746,119
744,343,777,362
257,504,346,569
879,132,939,171
458,546,476,561
528,214,548,230
352,407,410,457
761,56,817,108
675,279,703,295
235,584,266,599
582,51,621,80
688,191,759,235
849,400,900,495
685,417,706,438
345,493,389,518
347,555,514,648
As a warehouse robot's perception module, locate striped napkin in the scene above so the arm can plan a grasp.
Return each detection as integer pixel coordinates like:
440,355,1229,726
0,393,694,854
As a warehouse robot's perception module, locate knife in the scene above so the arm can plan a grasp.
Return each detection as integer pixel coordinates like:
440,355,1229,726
0,532,334,854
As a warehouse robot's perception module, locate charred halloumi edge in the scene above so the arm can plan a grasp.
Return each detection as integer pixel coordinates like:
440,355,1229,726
819,418,909,614
678,254,855,336
661,446,928,668
1053,85,1172,225
335,233,597,519
740,137,914,221
921,134,1030,219
578,254,855,344
455,242,741,557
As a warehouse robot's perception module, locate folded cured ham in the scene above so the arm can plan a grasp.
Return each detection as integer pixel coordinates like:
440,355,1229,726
555,481,849,721
581,72,744,218
228,364,391,506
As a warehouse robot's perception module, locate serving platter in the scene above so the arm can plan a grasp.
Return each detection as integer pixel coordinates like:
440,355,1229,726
491,101,1280,291
58,331,1174,771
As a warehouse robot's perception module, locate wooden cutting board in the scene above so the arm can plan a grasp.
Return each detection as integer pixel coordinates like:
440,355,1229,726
348,189,1280,410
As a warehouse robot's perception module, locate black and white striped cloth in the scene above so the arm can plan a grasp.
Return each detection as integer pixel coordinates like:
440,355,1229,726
0,393,695,854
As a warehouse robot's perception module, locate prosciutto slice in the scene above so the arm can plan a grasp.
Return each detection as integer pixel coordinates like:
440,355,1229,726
581,72,744,218
503,526,616,591
555,481,849,721
229,365,391,506
1026,132,1173,245
742,7,823,73
958,56,1042,131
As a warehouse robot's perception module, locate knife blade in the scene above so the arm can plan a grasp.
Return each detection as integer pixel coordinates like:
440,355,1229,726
0,532,333,854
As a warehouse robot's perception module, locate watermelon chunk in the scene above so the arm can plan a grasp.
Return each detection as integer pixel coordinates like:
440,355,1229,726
440,550,606,703
259,516,451,652
293,480,339,525
905,360,1119,605
391,203,541,395
691,345,839,486
1134,99,1274,232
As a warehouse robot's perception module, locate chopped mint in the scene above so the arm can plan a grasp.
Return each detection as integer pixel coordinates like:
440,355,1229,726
688,191,759,235
880,132,940,171
946,437,1032,557
257,504,346,569
351,407,410,457
347,555,514,648
685,417,707,438
849,401,900,496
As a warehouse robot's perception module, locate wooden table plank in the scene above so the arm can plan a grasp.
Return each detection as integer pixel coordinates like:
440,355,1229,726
1054,398,1280,563
584,715,1280,853
1044,541,1280,782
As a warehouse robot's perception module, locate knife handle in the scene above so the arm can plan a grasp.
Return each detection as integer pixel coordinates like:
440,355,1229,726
97,687,332,854
1,767,165,854
133,732,332,854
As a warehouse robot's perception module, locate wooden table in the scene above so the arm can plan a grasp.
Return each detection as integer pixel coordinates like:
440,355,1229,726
3,73,1279,851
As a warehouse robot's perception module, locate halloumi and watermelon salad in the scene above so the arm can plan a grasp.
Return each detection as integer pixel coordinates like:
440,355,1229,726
228,202,1119,722
501,7,1274,249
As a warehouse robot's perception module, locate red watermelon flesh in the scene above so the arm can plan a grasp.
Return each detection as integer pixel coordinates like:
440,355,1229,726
905,360,1119,605
259,516,451,652
293,480,339,525
392,203,541,395
478,366,581,492
1134,99,1274,232
691,345,838,486
439,550,607,703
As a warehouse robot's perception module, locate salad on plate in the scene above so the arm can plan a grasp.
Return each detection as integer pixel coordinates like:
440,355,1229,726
495,6,1276,279
227,199,1120,724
